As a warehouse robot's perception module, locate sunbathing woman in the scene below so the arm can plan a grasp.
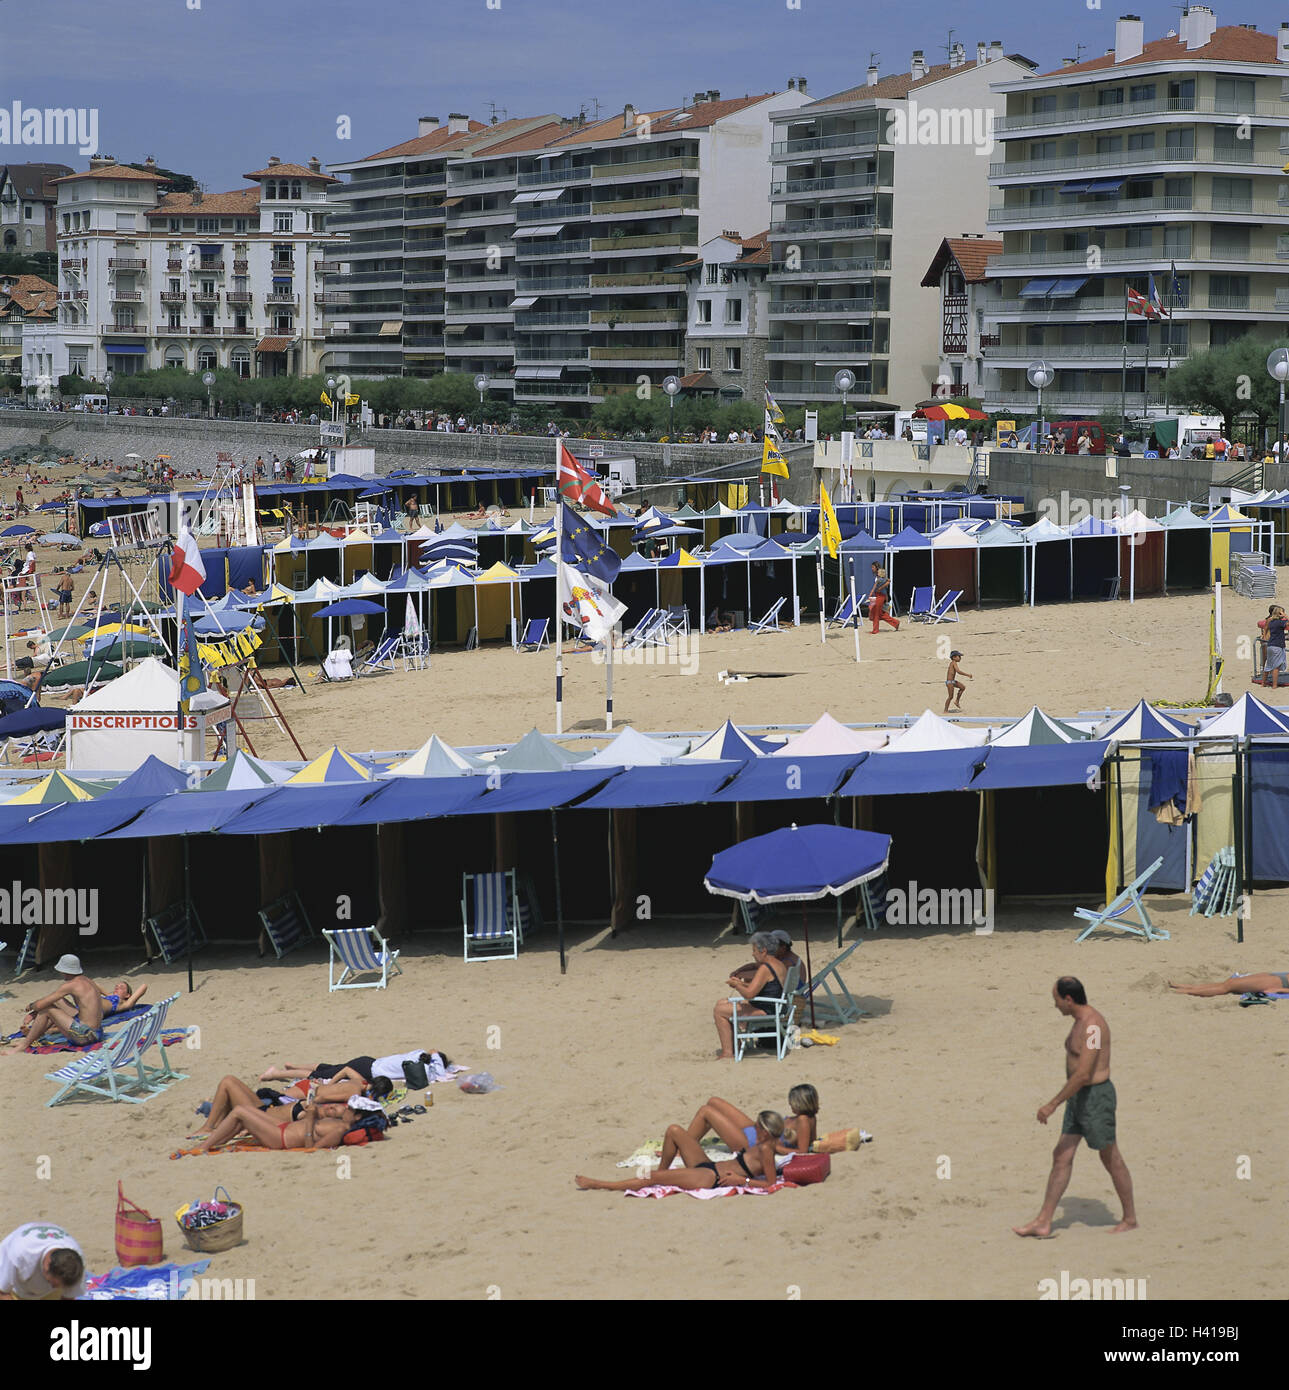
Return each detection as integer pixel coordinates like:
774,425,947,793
686,1086,818,1159
197,1074,391,1133
575,1112,785,1192
260,1056,377,1084
1170,972,1289,997
98,980,147,1015
713,932,788,1060
197,1097,356,1154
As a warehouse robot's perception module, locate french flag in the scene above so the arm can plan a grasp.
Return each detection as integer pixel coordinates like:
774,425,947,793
168,528,206,596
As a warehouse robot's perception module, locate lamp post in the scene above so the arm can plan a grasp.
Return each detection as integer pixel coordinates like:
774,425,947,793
325,375,338,423
1266,348,1289,483
833,368,855,439
1026,359,1053,452
104,368,113,415
474,373,488,424
662,374,681,470
201,369,215,421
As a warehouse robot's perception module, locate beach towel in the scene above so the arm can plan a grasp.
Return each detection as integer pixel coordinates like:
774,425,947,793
618,1139,795,1174
171,1130,385,1159
625,1181,793,1200
1232,973,1289,1005
83,1259,212,1300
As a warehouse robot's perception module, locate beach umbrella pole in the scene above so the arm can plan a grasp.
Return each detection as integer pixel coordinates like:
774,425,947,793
802,904,815,1030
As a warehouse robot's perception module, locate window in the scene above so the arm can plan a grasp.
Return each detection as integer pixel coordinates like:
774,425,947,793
168,312,182,329
725,347,742,371
231,349,250,378
1124,227,1151,249
1097,88,1124,107
169,279,181,294
165,347,185,369
197,347,217,371
201,280,215,296
1029,140,1056,161
1031,93,1057,114
23,204,33,219
1209,276,1249,310
724,298,742,324
696,299,712,324
195,217,219,234
274,211,293,233
291,181,301,199
705,262,721,284
1126,131,1155,151
1211,177,1252,212
272,313,293,332
1210,221,1250,254
115,213,136,230
1129,84,1156,104
1163,225,1192,257
201,314,215,329
1215,77,1255,114
1164,176,1192,199
1096,135,1122,154
264,183,276,199
1027,185,1056,207
695,346,711,370
234,219,247,234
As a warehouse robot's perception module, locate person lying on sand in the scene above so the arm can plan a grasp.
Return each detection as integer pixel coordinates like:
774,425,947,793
1170,972,1289,997
261,1049,451,1087
197,1074,390,1132
575,1112,785,1192
196,1097,358,1154
98,979,147,1014
678,1097,790,1167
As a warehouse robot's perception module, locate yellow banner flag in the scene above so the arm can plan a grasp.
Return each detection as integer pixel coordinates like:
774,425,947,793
320,390,332,408
820,482,841,559
761,433,788,478
765,387,786,428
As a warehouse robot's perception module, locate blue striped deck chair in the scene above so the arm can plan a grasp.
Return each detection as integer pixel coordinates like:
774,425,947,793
45,1011,153,1107
907,586,935,621
323,925,402,990
1190,847,1238,918
730,962,801,1062
145,901,206,966
130,993,188,1090
623,608,663,649
1074,856,1166,942
928,589,964,624
751,596,787,633
799,940,865,1026
462,870,521,961
258,891,314,960
358,631,401,676
519,618,549,652
515,871,544,938
6,927,37,977
828,593,858,629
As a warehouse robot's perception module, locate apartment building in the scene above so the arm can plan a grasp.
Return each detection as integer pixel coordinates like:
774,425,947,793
982,9,1289,418
1,273,56,382
920,235,1003,397
765,43,1035,412
676,230,772,402
49,155,342,384
1,164,72,254
322,88,810,410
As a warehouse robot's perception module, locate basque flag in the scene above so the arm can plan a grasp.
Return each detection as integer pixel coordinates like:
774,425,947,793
559,502,621,584
168,528,206,596
557,442,616,516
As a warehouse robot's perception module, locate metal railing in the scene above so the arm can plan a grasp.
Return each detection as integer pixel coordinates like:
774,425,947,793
515,275,591,291
769,215,879,236
518,347,592,360
995,95,1289,135
769,297,876,315
590,194,693,216
991,146,1283,177
517,164,588,188
514,312,591,328
517,202,590,223
768,339,876,355
592,155,699,180
771,128,882,157
990,247,1281,267
770,172,879,197
989,195,1274,223
768,256,890,276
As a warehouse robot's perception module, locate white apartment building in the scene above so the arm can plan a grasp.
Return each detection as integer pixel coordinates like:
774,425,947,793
920,235,1003,398
982,9,1289,418
677,230,772,403
51,156,343,384
766,44,1035,411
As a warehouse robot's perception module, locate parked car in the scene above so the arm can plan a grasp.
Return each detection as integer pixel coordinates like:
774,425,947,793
1050,420,1107,455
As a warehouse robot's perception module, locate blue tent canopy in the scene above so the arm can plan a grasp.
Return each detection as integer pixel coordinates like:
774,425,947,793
102,755,189,798
707,754,866,802
0,707,65,738
100,788,279,839
575,762,743,809
328,777,490,826
192,612,266,636
313,599,386,618
469,769,614,814
839,748,984,796
968,742,1111,790
215,783,383,835
0,794,160,845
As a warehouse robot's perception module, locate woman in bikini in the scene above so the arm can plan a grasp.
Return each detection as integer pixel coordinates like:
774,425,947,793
197,1097,356,1154
198,1074,391,1132
685,1086,818,1158
98,980,147,1015
1169,972,1289,997
713,932,788,1060
575,1112,785,1192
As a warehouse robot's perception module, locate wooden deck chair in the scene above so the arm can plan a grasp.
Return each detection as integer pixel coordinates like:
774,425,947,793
1074,856,1166,942
258,891,314,960
145,900,207,966
828,593,858,628
798,939,866,1026
927,589,964,624
907,586,935,621
519,618,549,652
323,925,402,990
44,1012,153,1107
750,596,787,633
357,631,400,676
462,869,521,961
730,962,801,1061
130,993,188,1090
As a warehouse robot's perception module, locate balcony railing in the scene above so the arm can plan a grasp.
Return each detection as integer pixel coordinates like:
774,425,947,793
515,313,593,328
995,95,1289,135
404,238,446,254
265,291,298,304
984,341,1190,359
769,215,878,236
770,172,879,198
769,339,876,356
317,260,343,273
61,257,87,270
768,257,892,278
167,258,183,270
991,247,1282,267
589,233,692,252
589,345,680,360
990,146,1283,178
771,128,883,158
110,290,143,302
515,275,591,291
518,164,587,187
592,156,699,180
988,195,1278,223
198,259,224,272
233,259,248,272
101,323,145,334
769,297,876,315
191,290,219,302
108,258,146,271
517,202,590,223
404,335,445,349
766,378,874,396
514,238,591,258
226,292,252,305
590,307,683,323
60,289,87,300
589,271,686,288
519,347,592,361
590,194,693,217
984,291,1287,314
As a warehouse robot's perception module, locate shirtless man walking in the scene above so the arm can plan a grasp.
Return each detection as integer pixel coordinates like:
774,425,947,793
4,955,104,1051
1014,976,1138,1237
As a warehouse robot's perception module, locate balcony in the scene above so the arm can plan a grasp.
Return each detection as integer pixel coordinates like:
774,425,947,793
159,290,187,305
988,195,1281,224
590,307,683,324
769,215,878,237
771,128,882,158
515,312,592,328
769,172,879,198
327,207,403,228
590,194,695,217
404,207,446,226
767,257,891,278
271,261,295,275
61,257,87,270
514,381,600,398
989,145,1284,179
589,345,680,361
225,292,252,306
60,288,87,301
994,95,1289,136
517,201,590,223
110,289,143,302
401,173,448,193
265,291,298,304
404,238,446,255
589,271,686,288
108,257,146,271
766,378,874,397
167,259,183,271
518,164,588,188
513,238,591,259
198,259,224,273
516,347,591,361
191,290,219,303
101,323,145,334
404,334,445,350
768,339,876,358
979,333,1000,348
314,292,346,304
769,297,876,316
984,341,1190,360
990,247,1283,269
317,260,343,273
984,291,1287,316
589,232,692,253
233,259,248,272
515,275,591,292
592,156,699,181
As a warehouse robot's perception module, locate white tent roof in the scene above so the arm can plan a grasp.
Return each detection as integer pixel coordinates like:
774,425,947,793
770,712,887,755
1092,699,1192,741
877,709,989,751
386,734,485,776
71,657,179,712
580,726,690,767
293,577,345,604
1112,509,1163,534
341,573,389,597
1194,693,1289,738
929,524,978,549
1021,518,1071,543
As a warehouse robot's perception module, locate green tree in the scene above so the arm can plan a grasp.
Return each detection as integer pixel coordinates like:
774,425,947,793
1166,335,1287,431
425,372,482,418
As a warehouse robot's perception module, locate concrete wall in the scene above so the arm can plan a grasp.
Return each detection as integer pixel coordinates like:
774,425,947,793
981,448,1211,515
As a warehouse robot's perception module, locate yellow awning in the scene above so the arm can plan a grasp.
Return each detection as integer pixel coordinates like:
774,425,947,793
379,321,402,336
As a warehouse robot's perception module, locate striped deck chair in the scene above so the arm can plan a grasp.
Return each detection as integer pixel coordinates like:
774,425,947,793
750,596,787,633
927,589,964,624
515,871,544,939
7,926,37,977
828,593,858,629
462,870,521,961
323,925,401,990
730,962,801,1062
357,631,401,676
145,901,207,966
45,1012,153,1107
798,939,865,1026
519,618,549,652
1190,847,1238,918
623,608,663,649
1074,856,1166,942
258,891,314,960
130,993,188,1090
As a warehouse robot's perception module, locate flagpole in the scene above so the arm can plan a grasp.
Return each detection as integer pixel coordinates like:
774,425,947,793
1120,280,1129,436
554,440,564,736
604,612,613,732
1163,262,1177,414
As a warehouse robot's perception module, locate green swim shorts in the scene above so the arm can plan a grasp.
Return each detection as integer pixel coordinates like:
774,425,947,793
1062,1080,1117,1150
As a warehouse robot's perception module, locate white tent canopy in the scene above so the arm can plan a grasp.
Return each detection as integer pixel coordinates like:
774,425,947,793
66,658,201,771
878,709,989,751
770,712,888,754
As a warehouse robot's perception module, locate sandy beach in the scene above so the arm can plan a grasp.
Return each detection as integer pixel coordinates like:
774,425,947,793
0,458,1284,1301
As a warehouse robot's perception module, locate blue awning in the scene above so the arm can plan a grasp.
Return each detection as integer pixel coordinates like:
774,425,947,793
1085,178,1124,195
838,748,985,796
328,777,491,826
199,244,223,254
104,343,146,354
575,762,744,809
969,742,1111,791
272,276,293,284
708,754,866,803
1058,181,1091,195
214,784,381,835
466,769,615,814
1017,279,1058,298
101,788,279,839
1047,277,1088,297
0,795,162,845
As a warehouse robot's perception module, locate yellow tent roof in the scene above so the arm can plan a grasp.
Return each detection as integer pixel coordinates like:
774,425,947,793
286,746,374,784
476,561,520,583
672,548,701,568
8,771,99,804
343,528,374,545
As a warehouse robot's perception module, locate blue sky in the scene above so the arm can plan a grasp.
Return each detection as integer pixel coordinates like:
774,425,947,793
5,0,1287,188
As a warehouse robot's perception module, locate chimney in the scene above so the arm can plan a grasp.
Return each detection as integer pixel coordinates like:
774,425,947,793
949,41,966,68
976,41,987,66
447,113,470,133
1186,5,1216,50
623,103,636,133
988,40,1004,61
1280,22,1289,63
787,78,795,90
866,62,880,86
192,187,203,205
1115,14,1144,63
709,89,720,101
89,155,113,170
143,155,156,169
268,155,281,166
308,156,321,173
910,49,926,80
417,115,440,136
796,76,807,93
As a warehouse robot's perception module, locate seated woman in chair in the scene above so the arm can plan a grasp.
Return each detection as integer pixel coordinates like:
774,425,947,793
713,931,788,1060
575,1111,785,1192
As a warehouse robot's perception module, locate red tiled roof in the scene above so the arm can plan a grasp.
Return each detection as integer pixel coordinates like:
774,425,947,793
363,122,489,162
1,163,73,200
813,56,1033,107
255,337,293,353
1,274,58,315
679,370,715,390
1042,25,1276,77
53,163,171,184
149,188,261,217
920,237,1003,287
546,93,779,148
243,162,336,182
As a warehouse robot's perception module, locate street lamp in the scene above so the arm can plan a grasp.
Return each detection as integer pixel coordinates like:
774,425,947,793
325,375,338,423
1026,359,1054,451
833,368,855,437
1266,347,1289,475
104,368,114,414
201,369,215,420
662,375,681,467
474,373,488,420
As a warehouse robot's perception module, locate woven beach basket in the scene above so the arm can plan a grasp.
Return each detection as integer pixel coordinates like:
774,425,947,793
175,1186,244,1253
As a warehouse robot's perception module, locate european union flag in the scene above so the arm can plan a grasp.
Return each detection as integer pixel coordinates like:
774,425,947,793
559,502,621,583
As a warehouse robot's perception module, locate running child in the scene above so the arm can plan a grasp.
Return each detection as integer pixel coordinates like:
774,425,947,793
944,649,972,713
